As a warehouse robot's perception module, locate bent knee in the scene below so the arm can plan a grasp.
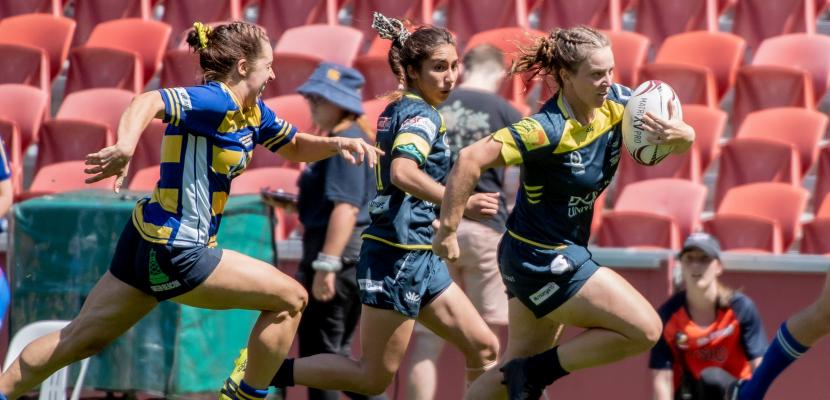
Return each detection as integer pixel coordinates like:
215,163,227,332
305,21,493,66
475,331,500,364
634,311,663,350
270,281,308,314
358,375,394,396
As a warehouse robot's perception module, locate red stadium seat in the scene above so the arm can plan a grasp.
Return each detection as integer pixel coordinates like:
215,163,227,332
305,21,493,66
800,218,830,254
274,24,364,67
0,121,24,195
26,160,115,199
161,0,242,49
351,0,432,49
638,63,718,107
231,166,300,195
537,0,631,31
615,146,701,202
354,55,400,100
751,33,830,103
714,137,801,208
0,44,50,95
651,31,746,102
84,18,172,84
129,120,166,182
0,84,49,151
444,0,529,47
71,0,152,48
0,14,76,80
56,88,135,134
464,27,546,102
262,53,320,98
160,49,202,88
597,211,681,250
252,0,336,44
36,120,112,173
816,194,830,218
731,65,815,129
247,146,301,170
732,0,824,50
127,164,160,192
814,145,830,213
264,95,315,133
634,0,728,47
363,98,390,133
590,190,607,241
682,104,727,173
603,30,650,88
613,178,708,239
0,0,62,19
705,182,808,253
65,47,144,95
365,35,392,57
735,107,827,175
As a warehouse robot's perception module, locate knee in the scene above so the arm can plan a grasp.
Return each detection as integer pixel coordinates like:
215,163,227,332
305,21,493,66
277,281,308,315
357,375,394,396
635,310,663,351
468,329,500,366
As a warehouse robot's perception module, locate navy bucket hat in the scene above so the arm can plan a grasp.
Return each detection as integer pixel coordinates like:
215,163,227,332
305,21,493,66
297,62,365,115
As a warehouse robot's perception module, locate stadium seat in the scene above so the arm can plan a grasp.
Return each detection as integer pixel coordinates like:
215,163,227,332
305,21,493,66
0,84,48,151
0,44,50,95
752,33,830,103
597,211,681,250
682,104,727,173
732,0,826,50
159,49,202,88
536,0,632,31
362,98,390,133
71,0,152,48
27,160,116,197
634,0,729,47
615,146,701,201
65,47,144,95
464,27,546,102
705,182,808,253
247,146,300,170
354,55,399,100
0,14,76,80
816,194,830,218
351,0,432,49
129,120,165,182
274,24,363,68
264,95,315,134
128,164,159,192
735,107,827,175
365,35,393,57
56,88,135,134
252,0,337,44
638,63,718,107
800,218,830,254
731,65,815,129
0,121,23,195
814,145,830,213
161,0,242,49
612,178,708,239
83,18,172,85
602,30,650,88
231,166,301,240
262,53,321,98
714,137,801,208
590,190,607,241
444,0,530,47
0,0,62,19
36,120,113,174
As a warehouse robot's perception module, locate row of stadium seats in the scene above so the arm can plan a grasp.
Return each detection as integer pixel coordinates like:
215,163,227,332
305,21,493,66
1,0,827,52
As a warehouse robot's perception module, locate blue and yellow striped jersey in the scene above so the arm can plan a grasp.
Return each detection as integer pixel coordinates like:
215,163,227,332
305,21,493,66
493,83,631,248
132,81,297,248
0,136,11,183
362,93,450,250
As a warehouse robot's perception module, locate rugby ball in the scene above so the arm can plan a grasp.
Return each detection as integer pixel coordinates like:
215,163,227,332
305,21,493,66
621,80,682,166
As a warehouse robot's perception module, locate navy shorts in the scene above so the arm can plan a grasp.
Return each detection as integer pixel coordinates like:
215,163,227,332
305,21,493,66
498,234,599,318
356,240,452,318
109,221,222,301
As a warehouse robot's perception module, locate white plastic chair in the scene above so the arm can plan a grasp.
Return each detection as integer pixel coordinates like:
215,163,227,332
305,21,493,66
3,320,90,400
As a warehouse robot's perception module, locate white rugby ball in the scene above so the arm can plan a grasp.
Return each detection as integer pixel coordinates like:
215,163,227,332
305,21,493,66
621,80,682,166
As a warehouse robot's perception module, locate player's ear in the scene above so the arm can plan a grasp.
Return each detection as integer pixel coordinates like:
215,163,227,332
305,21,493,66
236,58,248,78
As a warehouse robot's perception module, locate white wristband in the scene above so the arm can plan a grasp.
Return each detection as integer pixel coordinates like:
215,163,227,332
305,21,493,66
311,252,343,272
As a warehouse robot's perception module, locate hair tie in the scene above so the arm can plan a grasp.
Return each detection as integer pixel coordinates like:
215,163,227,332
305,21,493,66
193,21,212,49
371,12,410,45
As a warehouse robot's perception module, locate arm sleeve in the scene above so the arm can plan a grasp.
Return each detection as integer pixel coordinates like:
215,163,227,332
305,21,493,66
490,116,557,166
733,295,769,359
256,100,298,153
391,109,441,167
158,86,223,134
649,303,675,370
324,130,368,207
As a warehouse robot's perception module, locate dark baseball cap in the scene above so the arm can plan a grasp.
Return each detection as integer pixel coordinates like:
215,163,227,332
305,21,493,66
679,232,721,260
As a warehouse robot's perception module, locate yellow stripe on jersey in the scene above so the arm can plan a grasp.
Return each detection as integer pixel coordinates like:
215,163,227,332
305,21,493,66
218,107,262,133
166,89,181,126
361,234,433,250
262,123,293,149
507,230,566,250
131,206,174,243
554,99,625,154
212,192,228,216
160,135,182,163
151,188,180,213
212,146,245,175
492,128,523,166
392,133,431,159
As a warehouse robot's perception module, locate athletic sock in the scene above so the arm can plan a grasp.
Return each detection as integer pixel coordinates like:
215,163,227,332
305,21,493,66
523,345,570,387
270,358,295,387
739,322,809,400
237,380,268,400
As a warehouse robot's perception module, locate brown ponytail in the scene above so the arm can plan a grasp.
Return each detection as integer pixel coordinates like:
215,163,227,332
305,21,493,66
186,21,269,83
513,25,609,88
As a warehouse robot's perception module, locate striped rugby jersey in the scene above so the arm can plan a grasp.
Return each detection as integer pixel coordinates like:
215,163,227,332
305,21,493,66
132,81,297,248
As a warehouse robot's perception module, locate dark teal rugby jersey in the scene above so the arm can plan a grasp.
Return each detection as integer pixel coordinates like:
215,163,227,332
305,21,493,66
362,93,450,250
493,84,631,248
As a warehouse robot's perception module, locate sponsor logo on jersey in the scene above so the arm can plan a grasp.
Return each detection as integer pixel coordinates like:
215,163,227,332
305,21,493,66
173,87,192,110
401,116,437,141
358,279,384,292
368,195,390,215
405,291,422,304
564,151,586,175
567,191,598,218
529,282,559,305
377,117,391,132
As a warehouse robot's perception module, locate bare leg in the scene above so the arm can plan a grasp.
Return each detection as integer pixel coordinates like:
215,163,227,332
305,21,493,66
173,249,307,389
785,269,830,346
0,273,157,399
405,326,445,400
290,306,414,396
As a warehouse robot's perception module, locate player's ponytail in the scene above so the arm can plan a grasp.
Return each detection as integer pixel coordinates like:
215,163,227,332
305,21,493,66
513,26,609,88
185,21,268,82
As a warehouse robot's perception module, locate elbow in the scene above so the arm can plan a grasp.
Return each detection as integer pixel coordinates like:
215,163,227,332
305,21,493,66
389,167,408,190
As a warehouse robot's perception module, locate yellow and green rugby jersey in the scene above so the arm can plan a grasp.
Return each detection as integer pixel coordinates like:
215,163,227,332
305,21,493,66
493,83,631,248
133,81,297,248
362,93,450,250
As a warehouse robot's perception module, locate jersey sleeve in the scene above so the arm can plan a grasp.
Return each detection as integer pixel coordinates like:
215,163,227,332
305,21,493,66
607,83,632,107
732,294,769,360
391,107,442,167
158,86,224,134
256,100,298,153
649,299,679,370
490,116,558,166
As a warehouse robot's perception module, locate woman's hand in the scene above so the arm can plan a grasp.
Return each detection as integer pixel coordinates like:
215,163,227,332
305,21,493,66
84,143,133,193
432,220,460,262
335,137,384,168
312,271,336,302
642,101,695,147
